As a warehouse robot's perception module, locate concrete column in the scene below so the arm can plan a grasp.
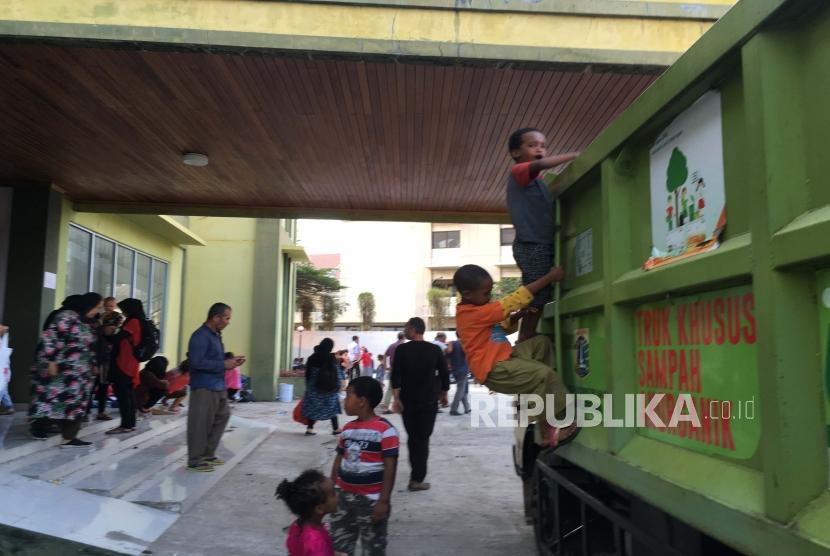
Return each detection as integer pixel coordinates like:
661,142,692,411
0,187,12,321
2,184,64,401
249,219,281,402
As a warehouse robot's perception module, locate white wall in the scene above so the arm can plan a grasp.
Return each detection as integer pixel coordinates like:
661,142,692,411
292,330,459,362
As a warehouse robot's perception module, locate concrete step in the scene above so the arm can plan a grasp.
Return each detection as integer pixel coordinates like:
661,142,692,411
3,413,184,480
0,407,274,553
122,415,274,512
0,469,178,555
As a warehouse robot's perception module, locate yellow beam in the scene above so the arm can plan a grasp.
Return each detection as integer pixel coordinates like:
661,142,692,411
1,0,721,65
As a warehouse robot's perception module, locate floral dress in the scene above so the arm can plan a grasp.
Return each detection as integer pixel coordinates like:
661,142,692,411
29,310,96,421
301,364,341,421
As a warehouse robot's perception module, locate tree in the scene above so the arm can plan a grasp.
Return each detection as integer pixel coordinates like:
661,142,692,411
428,287,451,330
357,292,376,330
493,277,522,299
296,263,344,330
666,147,688,228
320,294,347,331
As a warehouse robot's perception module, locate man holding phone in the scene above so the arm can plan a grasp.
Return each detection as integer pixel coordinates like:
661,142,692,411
186,302,245,472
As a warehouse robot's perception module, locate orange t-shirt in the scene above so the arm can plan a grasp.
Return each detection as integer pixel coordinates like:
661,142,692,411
455,286,534,383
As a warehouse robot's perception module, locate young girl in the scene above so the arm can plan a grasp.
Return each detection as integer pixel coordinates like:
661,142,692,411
275,469,344,556
225,352,242,401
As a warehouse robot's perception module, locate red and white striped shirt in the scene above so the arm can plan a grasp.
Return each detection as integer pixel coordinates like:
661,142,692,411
336,416,399,500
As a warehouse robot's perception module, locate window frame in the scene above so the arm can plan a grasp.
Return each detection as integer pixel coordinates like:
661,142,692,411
431,230,461,249
500,227,516,246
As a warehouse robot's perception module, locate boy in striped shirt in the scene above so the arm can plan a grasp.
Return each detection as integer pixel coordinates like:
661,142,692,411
330,376,399,555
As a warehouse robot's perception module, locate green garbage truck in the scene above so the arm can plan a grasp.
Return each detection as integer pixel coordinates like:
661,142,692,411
511,0,830,554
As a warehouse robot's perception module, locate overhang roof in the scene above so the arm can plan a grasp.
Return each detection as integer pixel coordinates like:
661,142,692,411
0,43,658,222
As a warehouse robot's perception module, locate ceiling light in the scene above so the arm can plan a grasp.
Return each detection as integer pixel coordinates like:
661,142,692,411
182,152,209,167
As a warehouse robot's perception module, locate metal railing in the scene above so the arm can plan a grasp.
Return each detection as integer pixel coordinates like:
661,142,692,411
535,458,686,556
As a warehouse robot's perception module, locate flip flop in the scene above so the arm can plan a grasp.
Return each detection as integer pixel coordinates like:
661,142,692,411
547,423,581,449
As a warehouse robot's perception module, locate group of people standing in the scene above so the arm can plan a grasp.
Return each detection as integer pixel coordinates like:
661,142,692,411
299,324,471,490
7,294,244,472
28,294,150,446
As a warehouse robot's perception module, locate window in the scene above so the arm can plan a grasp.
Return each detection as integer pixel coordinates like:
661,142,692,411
432,230,460,249
134,253,152,309
67,226,92,298
500,227,516,246
115,246,134,300
91,236,115,296
65,224,169,343
150,261,167,328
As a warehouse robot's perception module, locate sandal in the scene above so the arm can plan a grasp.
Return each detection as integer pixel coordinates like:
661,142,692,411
547,422,580,449
304,430,316,436
105,427,135,435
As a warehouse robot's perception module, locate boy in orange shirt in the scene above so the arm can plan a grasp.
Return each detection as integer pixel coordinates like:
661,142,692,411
453,264,578,447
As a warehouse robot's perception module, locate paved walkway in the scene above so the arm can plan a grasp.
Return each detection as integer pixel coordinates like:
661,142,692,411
149,387,536,556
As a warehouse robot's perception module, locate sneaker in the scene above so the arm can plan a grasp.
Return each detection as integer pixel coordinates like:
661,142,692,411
204,457,225,466
187,463,214,473
31,433,49,441
60,438,93,448
449,411,462,416
464,408,471,414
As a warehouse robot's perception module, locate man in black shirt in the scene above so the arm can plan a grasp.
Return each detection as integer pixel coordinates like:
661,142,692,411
391,317,449,491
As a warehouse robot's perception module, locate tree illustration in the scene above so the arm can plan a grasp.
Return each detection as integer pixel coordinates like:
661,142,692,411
666,147,688,227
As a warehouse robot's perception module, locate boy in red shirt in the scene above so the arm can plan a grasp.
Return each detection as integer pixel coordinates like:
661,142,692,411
453,264,578,447
330,377,398,555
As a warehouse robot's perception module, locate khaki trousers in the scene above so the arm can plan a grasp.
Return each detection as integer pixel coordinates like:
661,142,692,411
187,388,230,466
484,335,568,416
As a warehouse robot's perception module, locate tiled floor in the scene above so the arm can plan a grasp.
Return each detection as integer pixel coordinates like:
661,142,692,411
0,406,275,555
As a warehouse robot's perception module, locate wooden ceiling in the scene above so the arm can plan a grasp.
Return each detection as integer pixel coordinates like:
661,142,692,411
0,43,658,220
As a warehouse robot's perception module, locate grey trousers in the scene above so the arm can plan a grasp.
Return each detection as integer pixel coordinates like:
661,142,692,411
451,376,470,413
187,388,230,466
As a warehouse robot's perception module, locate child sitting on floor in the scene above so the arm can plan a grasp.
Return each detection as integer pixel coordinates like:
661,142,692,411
453,264,578,447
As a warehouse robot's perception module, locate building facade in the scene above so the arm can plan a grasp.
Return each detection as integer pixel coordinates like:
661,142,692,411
0,185,304,403
298,220,520,330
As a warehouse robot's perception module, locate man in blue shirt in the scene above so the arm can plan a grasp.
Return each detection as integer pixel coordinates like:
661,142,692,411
186,303,246,472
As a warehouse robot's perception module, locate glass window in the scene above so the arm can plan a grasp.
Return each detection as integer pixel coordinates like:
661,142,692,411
91,236,115,297
134,253,152,309
500,227,516,246
66,226,92,295
432,230,461,249
67,224,168,339
151,260,167,329
115,246,134,300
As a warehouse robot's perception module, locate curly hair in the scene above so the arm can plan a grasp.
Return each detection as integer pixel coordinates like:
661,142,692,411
275,469,327,523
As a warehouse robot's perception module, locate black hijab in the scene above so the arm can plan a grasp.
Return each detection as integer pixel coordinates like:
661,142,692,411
143,356,169,379
118,298,146,321
306,338,338,393
42,295,82,330
67,292,103,321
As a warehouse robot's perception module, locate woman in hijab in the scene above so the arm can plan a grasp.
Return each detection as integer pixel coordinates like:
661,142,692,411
106,298,145,435
29,292,102,446
301,338,342,435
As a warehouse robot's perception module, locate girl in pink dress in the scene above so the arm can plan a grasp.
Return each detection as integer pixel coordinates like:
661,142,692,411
224,351,242,401
276,469,343,556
